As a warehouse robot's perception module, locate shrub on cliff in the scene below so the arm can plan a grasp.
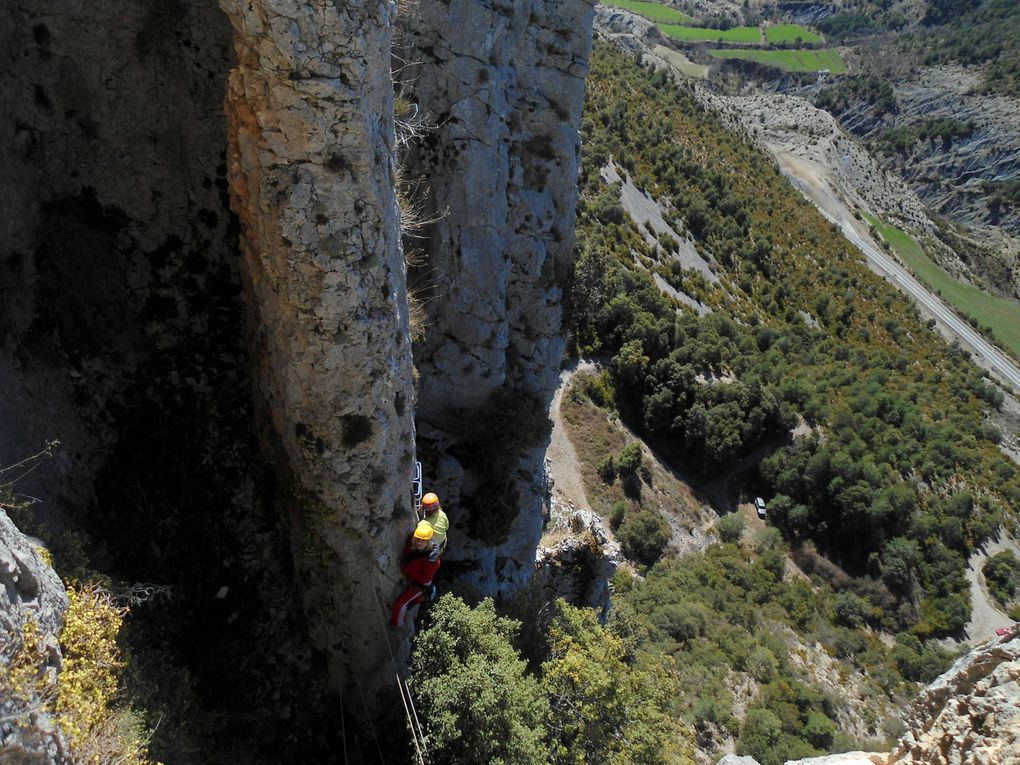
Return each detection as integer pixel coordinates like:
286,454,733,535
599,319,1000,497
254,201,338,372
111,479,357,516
0,584,155,765
543,602,695,765
410,596,695,765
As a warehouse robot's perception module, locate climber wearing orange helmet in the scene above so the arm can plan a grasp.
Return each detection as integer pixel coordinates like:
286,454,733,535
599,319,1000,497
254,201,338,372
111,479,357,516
391,520,441,627
418,492,450,552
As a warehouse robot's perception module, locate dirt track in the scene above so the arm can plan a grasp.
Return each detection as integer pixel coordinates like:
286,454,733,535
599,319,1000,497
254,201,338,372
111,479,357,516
959,534,1019,645
546,359,596,512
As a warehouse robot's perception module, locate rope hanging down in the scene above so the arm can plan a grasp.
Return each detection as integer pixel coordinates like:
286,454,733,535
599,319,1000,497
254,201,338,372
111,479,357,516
374,587,431,765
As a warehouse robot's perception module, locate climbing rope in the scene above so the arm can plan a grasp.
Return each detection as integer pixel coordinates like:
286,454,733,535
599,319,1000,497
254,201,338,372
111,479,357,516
354,676,388,765
374,586,431,765
334,598,349,765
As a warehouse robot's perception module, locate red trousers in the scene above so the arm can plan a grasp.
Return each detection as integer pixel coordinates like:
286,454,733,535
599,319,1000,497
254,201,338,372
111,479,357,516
391,585,425,627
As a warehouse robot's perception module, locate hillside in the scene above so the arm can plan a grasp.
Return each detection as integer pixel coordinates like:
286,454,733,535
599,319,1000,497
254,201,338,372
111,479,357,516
557,37,1020,762
597,0,1020,375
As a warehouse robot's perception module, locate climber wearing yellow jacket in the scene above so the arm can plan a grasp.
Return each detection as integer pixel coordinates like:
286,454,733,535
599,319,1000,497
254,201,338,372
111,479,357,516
418,492,449,552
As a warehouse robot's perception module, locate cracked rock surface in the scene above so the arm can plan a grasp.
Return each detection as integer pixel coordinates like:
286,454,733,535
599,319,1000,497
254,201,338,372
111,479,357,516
888,633,1020,765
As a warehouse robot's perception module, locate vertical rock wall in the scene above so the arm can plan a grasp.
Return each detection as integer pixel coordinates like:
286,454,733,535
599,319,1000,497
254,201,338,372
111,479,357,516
220,0,417,698
404,0,595,594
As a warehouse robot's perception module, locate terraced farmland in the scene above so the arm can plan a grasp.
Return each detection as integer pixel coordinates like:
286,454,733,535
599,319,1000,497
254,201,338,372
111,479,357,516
764,23,823,44
708,47,846,72
600,0,695,24
660,24,763,43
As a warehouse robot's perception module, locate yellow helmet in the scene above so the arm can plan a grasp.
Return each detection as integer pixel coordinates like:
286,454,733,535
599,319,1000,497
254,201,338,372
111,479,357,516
422,492,440,510
413,520,434,541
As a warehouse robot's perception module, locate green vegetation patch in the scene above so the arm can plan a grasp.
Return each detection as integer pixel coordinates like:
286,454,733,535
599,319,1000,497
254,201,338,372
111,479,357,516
410,595,696,765
709,48,847,73
908,0,1020,97
863,214,1020,360
600,0,695,23
815,76,896,117
661,24,764,44
765,23,823,45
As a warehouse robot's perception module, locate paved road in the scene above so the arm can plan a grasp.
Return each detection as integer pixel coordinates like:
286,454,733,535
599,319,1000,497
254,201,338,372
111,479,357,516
818,209,1020,393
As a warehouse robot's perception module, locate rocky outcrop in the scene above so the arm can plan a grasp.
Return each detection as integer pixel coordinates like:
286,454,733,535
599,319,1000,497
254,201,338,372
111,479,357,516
403,0,595,597
0,511,66,654
1,510,68,764
534,503,620,616
220,0,416,699
888,632,1020,765
731,632,1020,765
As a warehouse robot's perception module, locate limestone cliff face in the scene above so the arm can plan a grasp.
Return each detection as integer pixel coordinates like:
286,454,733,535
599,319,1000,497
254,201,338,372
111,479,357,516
403,0,595,596
220,0,417,696
1,0,595,739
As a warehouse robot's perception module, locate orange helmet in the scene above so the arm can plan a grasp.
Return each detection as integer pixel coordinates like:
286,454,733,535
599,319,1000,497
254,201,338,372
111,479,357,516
422,492,440,510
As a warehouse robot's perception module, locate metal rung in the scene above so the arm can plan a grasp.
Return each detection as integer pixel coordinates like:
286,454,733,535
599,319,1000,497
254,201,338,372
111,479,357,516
411,461,423,505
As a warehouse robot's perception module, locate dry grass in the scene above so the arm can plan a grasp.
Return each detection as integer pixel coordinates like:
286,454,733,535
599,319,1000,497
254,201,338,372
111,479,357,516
558,373,716,553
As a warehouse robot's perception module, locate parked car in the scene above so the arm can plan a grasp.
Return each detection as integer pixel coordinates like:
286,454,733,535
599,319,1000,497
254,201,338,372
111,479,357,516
754,497,767,519
995,627,1012,637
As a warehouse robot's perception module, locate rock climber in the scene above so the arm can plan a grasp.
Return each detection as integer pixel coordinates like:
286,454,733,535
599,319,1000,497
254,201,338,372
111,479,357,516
391,520,441,628
418,492,449,552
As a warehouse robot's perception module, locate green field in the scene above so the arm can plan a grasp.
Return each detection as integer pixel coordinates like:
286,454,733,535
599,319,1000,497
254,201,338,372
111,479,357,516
864,214,1020,360
764,23,823,44
660,24,763,43
708,47,847,72
600,0,695,24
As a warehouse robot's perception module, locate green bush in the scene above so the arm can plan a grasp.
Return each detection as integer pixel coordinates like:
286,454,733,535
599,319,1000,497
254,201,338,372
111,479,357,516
410,596,548,765
597,454,617,483
617,442,643,474
982,550,1020,606
651,601,709,642
833,593,870,628
609,500,627,530
617,509,670,566
717,513,746,543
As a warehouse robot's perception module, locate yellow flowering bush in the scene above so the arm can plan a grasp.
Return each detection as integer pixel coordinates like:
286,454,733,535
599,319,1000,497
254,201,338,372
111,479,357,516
55,584,157,765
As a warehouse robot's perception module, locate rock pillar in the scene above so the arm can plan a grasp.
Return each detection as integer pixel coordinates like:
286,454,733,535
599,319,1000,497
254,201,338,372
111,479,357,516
220,0,416,701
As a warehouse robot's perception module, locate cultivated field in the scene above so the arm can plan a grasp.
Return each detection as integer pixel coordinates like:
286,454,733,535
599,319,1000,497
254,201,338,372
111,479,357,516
765,23,823,44
708,47,846,72
660,24,763,43
601,0,695,24
864,214,1020,360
